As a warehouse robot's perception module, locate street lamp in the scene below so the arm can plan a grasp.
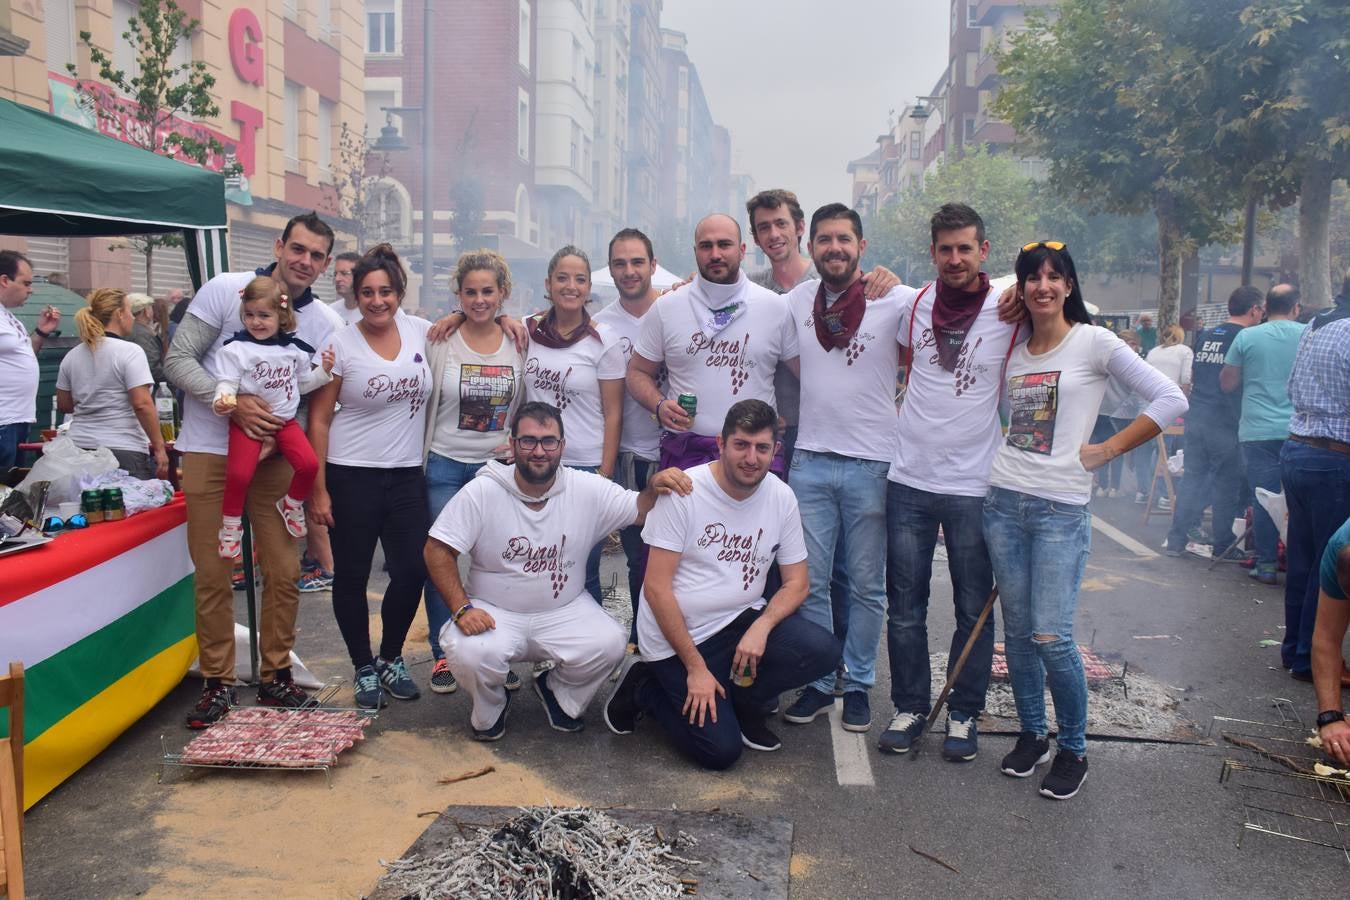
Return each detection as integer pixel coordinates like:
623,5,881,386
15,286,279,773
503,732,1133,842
908,94,946,121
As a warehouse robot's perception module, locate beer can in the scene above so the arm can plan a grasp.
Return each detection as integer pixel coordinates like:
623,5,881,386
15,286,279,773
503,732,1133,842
677,393,698,418
81,489,105,523
102,488,126,521
731,661,755,688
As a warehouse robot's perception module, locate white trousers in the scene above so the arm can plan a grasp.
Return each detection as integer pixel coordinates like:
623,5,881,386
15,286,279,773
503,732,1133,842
440,595,626,731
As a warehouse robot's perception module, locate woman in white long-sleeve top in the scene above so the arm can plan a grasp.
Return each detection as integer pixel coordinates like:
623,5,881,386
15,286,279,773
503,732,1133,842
983,242,1187,800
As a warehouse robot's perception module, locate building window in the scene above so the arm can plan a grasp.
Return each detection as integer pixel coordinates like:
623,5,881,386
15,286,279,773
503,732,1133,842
367,0,398,55
570,121,581,170
282,0,299,21
45,0,76,71
366,88,396,143
572,39,583,85
967,2,979,28
518,1,531,71
316,0,333,38
517,88,530,160
910,130,922,159
964,116,977,143
583,135,592,181
318,99,335,174
284,81,301,168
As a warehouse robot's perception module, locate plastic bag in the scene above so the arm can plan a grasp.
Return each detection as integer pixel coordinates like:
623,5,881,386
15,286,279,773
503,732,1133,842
1167,449,1184,476
15,435,118,505
1255,487,1288,543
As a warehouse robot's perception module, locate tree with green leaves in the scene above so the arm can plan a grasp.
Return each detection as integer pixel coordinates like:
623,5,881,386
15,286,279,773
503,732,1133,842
994,0,1239,328
67,0,221,295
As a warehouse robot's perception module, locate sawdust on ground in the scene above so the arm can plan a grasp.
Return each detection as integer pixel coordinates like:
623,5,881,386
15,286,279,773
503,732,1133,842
146,729,578,899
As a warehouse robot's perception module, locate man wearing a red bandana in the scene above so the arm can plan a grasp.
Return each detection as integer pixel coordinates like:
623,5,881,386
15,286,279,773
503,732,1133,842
778,204,916,735
879,204,1024,763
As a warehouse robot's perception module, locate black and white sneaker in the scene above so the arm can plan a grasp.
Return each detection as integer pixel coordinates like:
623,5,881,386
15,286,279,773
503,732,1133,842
472,690,511,742
534,668,584,732
1039,748,1089,799
186,679,235,729
604,659,649,735
739,713,782,752
1000,732,1052,777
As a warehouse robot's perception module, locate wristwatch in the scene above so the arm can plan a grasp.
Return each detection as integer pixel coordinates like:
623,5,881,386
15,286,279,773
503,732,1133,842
1317,709,1345,728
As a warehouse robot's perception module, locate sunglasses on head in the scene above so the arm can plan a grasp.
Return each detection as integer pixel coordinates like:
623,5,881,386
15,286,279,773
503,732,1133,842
42,514,88,533
1021,241,1067,252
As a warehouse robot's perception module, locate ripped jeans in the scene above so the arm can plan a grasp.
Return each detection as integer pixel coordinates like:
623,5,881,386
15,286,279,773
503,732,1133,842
982,486,1091,756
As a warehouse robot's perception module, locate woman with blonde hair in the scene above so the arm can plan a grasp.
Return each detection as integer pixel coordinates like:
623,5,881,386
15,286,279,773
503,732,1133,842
419,249,526,694
1145,324,1193,391
55,288,168,479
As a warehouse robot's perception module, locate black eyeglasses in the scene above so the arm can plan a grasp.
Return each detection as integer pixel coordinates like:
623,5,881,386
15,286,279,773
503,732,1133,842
513,436,562,451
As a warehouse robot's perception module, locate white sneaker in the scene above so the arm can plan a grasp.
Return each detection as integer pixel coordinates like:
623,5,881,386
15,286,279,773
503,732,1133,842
276,496,308,538
1134,492,1148,504
1107,488,1120,498
1184,541,1213,559
1156,496,1172,511
218,521,243,559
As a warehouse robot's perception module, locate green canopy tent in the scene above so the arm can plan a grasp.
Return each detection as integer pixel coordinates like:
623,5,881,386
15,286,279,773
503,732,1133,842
0,95,229,286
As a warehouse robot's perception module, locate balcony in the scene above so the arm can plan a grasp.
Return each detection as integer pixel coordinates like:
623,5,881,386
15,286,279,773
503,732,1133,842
974,0,1056,26
975,49,1001,89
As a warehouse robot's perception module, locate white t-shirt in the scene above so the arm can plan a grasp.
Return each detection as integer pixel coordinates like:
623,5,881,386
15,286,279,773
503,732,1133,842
214,339,328,422
594,299,662,461
989,324,1188,505
430,330,524,462
329,299,362,325
176,271,343,455
522,322,626,467
56,336,153,453
634,278,799,437
327,314,432,468
1145,343,1193,389
889,282,1025,497
790,281,910,462
636,463,808,661
429,466,638,614
0,307,38,427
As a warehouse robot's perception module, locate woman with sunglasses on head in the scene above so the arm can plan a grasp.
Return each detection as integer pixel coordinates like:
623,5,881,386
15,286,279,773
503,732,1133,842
983,242,1186,799
522,246,626,605
419,250,526,695
307,244,433,710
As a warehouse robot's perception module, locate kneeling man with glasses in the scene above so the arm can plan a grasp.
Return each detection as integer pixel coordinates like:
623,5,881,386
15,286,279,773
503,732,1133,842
424,401,690,741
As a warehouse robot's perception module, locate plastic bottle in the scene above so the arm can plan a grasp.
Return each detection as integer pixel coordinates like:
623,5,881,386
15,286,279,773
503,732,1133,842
155,383,176,442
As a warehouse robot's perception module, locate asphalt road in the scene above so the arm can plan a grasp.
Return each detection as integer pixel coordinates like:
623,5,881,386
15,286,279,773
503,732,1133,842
20,492,1349,898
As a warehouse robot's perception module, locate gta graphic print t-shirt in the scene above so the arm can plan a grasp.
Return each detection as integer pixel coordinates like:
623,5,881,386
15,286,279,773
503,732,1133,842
428,466,638,613
327,314,432,468
430,330,524,462
636,462,808,661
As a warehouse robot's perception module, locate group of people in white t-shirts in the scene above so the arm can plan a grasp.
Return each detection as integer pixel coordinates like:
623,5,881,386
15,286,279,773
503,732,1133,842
161,201,1187,804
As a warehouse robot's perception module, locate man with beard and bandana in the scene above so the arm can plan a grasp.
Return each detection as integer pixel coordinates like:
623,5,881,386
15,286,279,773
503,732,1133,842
879,203,1024,762
595,228,665,642
627,214,799,472
604,399,841,769
423,402,690,741
776,204,915,735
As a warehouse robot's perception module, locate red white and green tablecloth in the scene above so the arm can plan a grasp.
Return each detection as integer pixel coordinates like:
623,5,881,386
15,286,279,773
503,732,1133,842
0,496,195,809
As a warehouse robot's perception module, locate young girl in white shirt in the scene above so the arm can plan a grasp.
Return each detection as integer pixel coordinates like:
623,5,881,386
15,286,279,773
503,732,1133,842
213,276,333,558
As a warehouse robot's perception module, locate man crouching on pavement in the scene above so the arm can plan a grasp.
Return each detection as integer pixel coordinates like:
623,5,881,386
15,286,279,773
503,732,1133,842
604,399,842,768
423,401,691,741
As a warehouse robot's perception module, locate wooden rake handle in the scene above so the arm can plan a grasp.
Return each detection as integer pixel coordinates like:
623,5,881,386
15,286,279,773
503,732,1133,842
911,586,1000,760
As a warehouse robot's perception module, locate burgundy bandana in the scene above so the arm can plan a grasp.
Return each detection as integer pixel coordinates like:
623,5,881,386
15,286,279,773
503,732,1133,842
526,310,601,349
931,272,990,371
812,278,867,352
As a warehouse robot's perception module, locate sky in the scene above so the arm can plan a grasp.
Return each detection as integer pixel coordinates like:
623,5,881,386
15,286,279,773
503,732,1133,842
659,0,951,219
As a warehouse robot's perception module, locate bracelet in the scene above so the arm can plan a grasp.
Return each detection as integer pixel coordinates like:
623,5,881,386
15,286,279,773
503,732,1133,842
653,398,668,424
452,602,475,623
35,328,59,339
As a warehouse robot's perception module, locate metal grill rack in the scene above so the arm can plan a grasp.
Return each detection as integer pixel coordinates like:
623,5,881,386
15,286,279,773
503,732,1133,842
1213,699,1350,863
160,681,377,787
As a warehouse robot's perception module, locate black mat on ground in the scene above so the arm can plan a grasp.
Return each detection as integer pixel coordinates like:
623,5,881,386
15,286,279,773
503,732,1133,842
368,805,793,899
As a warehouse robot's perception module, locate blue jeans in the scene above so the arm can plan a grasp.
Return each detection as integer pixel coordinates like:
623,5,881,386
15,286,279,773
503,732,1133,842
1279,440,1350,674
885,481,995,717
0,421,29,472
983,487,1091,756
1114,417,1154,495
570,465,605,605
615,454,655,642
1242,440,1286,569
789,449,888,693
424,453,485,659
637,608,841,769
1167,419,1245,552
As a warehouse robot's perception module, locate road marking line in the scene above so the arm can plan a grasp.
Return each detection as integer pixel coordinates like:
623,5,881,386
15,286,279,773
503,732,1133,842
827,699,875,786
1091,515,1158,558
